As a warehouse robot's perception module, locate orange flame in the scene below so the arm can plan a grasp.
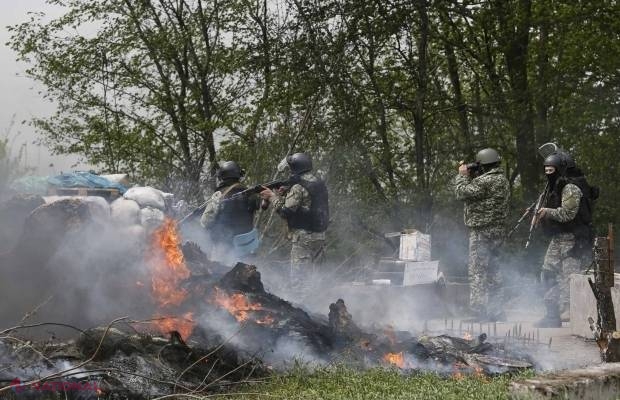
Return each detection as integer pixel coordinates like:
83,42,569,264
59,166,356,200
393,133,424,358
153,312,194,340
149,218,190,307
148,218,194,338
473,365,487,380
452,362,466,380
383,352,405,368
212,287,265,323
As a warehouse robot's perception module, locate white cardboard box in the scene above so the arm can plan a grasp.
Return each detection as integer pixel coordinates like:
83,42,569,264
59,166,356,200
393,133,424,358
403,261,439,286
399,230,431,261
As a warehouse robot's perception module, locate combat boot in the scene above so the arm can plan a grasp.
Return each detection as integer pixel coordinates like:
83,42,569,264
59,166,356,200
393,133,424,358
534,301,562,328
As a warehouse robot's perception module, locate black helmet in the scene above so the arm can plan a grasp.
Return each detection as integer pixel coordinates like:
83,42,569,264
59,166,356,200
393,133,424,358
287,153,312,174
475,148,501,165
217,161,244,180
560,151,576,170
543,153,566,174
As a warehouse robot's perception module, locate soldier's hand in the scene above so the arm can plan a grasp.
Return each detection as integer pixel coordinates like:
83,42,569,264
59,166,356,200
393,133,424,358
259,186,276,200
458,162,469,176
537,207,549,220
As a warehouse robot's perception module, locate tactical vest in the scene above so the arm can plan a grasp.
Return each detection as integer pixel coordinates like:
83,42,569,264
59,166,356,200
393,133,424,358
542,176,595,240
286,179,329,233
211,185,255,242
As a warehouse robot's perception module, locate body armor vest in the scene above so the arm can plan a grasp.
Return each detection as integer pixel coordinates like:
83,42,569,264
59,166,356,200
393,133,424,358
211,185,255,242
286,179,329,233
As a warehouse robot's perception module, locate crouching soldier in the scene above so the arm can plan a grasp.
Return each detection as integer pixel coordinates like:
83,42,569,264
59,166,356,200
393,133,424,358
200,161,260,262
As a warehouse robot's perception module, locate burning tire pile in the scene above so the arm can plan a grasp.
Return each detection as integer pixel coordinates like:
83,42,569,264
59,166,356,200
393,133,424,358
0,198,533,398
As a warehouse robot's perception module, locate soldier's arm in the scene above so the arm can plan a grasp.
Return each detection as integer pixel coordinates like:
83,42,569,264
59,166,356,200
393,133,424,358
199,192,221,228
273,184,304,218
546,184,582,223
454,175,487,201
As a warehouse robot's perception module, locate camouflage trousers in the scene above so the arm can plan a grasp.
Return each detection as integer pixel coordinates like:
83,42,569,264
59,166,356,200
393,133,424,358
468,227,504,318
542,233,588,310
290,235,325,291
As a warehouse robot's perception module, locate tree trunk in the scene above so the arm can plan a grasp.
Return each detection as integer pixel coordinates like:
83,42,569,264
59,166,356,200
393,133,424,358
495,0,538,200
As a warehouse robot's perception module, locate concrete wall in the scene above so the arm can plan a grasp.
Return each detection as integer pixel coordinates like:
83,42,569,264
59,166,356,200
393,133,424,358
570,273,620,338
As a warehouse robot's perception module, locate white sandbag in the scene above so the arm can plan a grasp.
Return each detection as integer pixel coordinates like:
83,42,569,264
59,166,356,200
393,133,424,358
123,186,165,210
140,206,165,232
110,197,141,225
82,196,110,223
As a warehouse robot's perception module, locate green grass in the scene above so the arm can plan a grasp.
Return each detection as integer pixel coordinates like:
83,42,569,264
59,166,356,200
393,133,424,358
225,366,534,400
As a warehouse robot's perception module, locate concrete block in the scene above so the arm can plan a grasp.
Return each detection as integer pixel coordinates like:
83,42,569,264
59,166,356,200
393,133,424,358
510,363,620,400
570,274,620,338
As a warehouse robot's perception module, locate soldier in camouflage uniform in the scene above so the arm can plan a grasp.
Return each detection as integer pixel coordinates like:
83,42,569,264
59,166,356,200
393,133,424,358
260,153,329,292
455,148,510,322
200,161,259,263
535,153,595,327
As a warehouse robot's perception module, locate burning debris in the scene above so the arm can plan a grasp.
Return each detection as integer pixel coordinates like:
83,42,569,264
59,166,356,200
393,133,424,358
0,205,534,398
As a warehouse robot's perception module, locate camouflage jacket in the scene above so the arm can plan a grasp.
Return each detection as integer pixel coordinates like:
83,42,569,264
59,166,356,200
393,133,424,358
454,167,510,230
272,172,326,242
199,182,241,229
546,183,582,223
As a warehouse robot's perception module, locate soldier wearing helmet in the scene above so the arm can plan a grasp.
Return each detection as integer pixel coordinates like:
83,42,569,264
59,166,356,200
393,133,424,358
260,153,329,293
534,151,596,327
455,148,510,322
200,161,260,261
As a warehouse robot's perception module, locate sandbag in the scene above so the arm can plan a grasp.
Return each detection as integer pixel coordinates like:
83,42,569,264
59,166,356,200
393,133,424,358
110,198,141,225
140,206,165,232
123,186,165,210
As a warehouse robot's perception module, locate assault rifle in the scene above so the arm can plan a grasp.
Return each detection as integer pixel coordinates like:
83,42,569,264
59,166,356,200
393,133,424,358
506,200,537,239
506,182,551,248
224,176,299,201
177,176,299,226
525,182,550,248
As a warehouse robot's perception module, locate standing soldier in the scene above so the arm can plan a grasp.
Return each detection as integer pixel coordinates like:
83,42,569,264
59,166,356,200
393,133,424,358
455,148,510,322
200,161,260,262
534,153,596,327
259,153,329,292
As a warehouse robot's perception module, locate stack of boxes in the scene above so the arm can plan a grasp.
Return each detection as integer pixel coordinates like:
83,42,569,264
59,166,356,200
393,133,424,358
373,229,440,286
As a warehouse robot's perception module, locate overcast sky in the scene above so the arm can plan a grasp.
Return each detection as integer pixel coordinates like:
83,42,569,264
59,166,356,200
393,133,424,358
1,0,86,175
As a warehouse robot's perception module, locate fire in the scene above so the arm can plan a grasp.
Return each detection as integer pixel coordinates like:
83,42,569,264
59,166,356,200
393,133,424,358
149,218,190,307
212,287,265,323
147,218,194,338
473,365,487,380
452,362,466,380
463,331,473,341
383,352,405,368
153,313,194,340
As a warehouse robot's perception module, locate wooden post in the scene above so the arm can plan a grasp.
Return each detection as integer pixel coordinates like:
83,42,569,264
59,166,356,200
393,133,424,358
588,224,620,362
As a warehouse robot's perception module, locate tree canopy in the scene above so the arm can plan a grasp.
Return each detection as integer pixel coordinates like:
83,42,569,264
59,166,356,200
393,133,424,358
9,0,620,270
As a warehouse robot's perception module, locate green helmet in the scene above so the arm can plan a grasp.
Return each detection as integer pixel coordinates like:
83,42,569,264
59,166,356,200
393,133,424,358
475,148,501,165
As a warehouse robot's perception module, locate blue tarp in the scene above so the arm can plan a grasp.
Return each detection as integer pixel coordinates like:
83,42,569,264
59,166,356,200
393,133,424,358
47,171,127,194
